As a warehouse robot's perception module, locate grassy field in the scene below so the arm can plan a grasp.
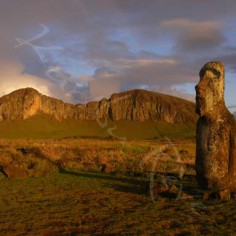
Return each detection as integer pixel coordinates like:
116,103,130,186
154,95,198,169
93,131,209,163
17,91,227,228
0,138,235,235
0,115,195,140
0,171,236,235
0,138,196,178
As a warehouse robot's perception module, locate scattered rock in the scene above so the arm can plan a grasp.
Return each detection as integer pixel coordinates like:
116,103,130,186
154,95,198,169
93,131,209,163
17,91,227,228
203,190,232,200
0,165,8,178
180,192,193,200
100,163,113,174
4,167,28,179
16,148,29,155
169,184,179,194
151,181,169,195
203,192,210,200
179,150,188,155
217,190,231,200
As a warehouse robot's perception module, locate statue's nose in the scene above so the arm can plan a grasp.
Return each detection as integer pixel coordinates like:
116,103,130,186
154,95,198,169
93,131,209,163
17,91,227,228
195,85,205,96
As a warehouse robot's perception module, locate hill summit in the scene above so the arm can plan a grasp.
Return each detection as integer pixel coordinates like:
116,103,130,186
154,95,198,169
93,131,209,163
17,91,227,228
0,88,197,124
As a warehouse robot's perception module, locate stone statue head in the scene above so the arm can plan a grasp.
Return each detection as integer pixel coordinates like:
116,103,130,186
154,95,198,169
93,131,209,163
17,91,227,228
195,61,225,116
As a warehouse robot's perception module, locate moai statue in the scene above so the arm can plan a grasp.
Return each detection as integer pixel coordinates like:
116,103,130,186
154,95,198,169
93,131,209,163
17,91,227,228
195,61,236,197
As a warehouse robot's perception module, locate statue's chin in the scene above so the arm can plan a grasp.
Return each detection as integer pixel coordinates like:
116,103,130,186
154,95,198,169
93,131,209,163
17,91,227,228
195,107,200,115
196,104,209,116
196,106,215,117
196,98,204,116
196,97,212,116
196,108,205,116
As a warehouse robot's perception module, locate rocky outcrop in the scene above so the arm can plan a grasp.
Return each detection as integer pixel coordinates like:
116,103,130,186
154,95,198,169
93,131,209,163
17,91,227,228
0,87,197,124
0,88,41,120
109,90,195,123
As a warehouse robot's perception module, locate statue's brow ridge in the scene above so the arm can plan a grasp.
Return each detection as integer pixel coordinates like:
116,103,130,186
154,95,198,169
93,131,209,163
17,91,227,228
199,67,221,78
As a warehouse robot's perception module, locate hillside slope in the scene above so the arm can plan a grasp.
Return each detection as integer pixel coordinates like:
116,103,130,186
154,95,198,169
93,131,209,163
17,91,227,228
0,115,195,139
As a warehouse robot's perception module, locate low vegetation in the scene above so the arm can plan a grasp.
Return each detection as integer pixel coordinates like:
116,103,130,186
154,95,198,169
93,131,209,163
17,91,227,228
0,115,195,139
0,138,195,178
0,138,235,235
0,171,236,235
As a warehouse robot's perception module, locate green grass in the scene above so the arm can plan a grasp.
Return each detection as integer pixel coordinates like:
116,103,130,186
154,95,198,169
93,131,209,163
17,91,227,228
0,138,234,235
0,115,195,140
0,171,235,235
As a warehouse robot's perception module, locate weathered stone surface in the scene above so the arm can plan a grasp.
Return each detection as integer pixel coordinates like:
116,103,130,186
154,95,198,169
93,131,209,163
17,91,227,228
0,87,197,123
195,61,236,193
0,88,41,120
109,90,196,123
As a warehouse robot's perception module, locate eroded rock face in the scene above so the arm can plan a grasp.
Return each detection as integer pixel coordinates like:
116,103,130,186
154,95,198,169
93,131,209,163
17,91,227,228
195,61,236,193
109,90,195,123
0,88,41,120
0,88,197,123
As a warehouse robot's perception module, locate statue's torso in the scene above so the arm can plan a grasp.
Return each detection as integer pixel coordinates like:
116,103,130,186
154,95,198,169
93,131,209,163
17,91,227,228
196,116,231,189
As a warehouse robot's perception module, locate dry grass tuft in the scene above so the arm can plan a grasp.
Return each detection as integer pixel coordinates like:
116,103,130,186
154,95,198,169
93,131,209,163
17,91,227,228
0,138,196,178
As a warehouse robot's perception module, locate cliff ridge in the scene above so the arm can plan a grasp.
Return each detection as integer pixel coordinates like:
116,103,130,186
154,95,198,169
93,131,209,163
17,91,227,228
0,88,197,124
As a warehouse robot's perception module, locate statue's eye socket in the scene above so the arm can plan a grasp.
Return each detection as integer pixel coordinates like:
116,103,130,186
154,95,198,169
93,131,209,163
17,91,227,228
199,68,221,79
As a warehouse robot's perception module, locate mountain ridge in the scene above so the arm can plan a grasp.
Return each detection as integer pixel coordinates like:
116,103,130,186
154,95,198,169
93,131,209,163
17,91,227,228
0,87,197,124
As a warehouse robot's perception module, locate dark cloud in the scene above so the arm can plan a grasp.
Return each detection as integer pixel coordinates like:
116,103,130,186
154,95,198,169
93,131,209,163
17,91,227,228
178,24,225,52
84,57,198,101
212,47,236,73
161,19,226,54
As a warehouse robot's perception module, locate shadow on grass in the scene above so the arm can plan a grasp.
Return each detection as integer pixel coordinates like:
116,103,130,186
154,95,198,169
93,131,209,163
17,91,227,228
59,168,200,198
59,168,148,187
105,174,199,199
59,168,149,195
105,182,149,195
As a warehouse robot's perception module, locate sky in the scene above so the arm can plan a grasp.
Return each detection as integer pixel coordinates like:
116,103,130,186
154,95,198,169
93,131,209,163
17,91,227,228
1,0,236,111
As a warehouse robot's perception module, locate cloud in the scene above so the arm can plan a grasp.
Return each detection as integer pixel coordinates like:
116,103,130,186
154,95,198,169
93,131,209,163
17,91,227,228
151,85,195,102
211,47,236,72
89,78,120,101
83,57,198,101
161,19,225,52
0,59,52,97
0,58,89,104
118,59,197,90
44,65,90,103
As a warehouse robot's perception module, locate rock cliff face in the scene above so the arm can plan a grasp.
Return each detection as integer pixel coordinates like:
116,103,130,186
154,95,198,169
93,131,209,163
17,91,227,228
0,88,197,124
